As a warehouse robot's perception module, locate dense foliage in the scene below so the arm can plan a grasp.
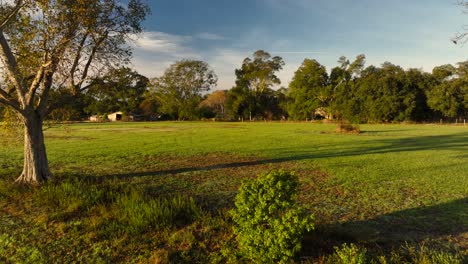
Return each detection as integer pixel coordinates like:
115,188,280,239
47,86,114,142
230,170,314,263
6,52,466,123
13,51,468,123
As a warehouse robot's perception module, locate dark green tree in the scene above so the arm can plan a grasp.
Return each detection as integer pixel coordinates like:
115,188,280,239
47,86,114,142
427,64,466,120
230,50,284,120
85,67,149,115
226,85,251,120
151,60,217,120
287,59,328,120
356,63,407,122
330,54,366,122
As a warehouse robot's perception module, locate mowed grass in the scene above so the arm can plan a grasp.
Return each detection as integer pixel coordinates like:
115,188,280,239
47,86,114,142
0,122,467,262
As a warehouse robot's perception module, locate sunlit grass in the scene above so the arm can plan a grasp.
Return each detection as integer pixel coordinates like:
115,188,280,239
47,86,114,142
0,121,466,262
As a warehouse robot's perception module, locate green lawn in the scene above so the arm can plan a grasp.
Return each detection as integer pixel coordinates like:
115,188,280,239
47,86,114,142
0,122,467,263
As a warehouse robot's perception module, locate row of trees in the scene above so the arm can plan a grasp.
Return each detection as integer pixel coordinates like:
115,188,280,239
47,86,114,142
2,51,466,124
7,50,464,124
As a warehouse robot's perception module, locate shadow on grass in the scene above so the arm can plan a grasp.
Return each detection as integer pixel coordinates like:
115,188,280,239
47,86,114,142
88,131,467,181
301,198,468,257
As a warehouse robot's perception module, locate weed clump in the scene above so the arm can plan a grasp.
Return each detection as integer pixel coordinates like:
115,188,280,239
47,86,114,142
230,170,314,264
382,243,465,264
37,178,105,212
326,243,367,264
113,191,201,235
336,122,361,134
323,242,465,264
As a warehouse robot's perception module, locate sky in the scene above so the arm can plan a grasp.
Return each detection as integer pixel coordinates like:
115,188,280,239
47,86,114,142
129,0,468,90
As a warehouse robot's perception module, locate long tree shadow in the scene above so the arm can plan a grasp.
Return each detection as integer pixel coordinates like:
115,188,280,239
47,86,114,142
301,198,468,257
90,131,468,181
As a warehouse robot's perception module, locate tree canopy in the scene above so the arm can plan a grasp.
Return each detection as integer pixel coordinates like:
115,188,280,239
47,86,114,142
150,60,217,120
85,67,149,115
0,0,149,184
227,50,285,120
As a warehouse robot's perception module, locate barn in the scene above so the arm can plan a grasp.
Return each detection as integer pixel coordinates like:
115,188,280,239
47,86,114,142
107,112,124,122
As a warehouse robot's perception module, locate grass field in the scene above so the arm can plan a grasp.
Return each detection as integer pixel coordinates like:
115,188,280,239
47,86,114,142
0,122,467,263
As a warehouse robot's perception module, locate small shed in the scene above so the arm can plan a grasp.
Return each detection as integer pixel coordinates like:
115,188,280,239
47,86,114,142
89,115,105,122
107,112,124,122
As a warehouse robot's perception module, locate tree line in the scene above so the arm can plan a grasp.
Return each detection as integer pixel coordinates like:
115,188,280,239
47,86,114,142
4,50,465,123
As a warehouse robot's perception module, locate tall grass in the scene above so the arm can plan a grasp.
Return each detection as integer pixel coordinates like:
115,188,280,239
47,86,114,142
322,243,465,264
37,179,105,212
113,191,201,235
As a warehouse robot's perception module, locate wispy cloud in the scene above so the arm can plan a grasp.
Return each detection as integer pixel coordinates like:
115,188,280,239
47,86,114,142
271,51,328,55
129,31,192,53
195,32,226,41
129,31,200,79
128,31,324,89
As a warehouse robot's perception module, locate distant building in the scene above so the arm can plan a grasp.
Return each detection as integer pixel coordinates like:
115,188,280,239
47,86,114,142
107,112,124,122
89,115,106,122
107,112,141,122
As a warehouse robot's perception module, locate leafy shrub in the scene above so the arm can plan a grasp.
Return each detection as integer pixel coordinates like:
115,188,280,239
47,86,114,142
114,191,201,234
326,243,367,264
230,170,314,264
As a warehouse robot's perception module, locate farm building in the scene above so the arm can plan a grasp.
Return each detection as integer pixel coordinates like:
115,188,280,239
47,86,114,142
107,112,125,121
107,112,141,122
89,115,105,122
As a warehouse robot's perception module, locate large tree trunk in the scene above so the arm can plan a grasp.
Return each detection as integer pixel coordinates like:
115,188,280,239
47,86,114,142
15,111,51,184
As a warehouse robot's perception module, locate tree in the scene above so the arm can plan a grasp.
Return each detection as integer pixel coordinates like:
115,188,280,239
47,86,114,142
139,91,160,120
85,67,149,115
232,50,284,120
427,79,466,119
287,59,328,120
226,85,251,120
0,0,149,184
330,54,366,121
427,63,467,119
200,90,227,119
151,60,217,120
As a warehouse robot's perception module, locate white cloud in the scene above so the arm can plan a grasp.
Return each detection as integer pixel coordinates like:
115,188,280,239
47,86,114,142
128,31,319,89
129,31,192,54
195,32,226,41
129,31,202,79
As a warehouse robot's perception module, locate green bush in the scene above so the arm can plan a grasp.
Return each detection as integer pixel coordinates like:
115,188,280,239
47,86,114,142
230,170,314,264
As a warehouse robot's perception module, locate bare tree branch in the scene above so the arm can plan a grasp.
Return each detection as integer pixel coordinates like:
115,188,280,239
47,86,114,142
76,32,109,90
0,31,26,107
26,61,52,105
0,0,23,30
69,31,90,88
0,92,22,113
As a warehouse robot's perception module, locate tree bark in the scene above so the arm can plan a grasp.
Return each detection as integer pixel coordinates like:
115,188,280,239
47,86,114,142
15,111,51,184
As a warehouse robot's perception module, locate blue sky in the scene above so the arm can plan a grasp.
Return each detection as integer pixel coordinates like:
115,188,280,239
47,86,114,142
130,0,468,89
